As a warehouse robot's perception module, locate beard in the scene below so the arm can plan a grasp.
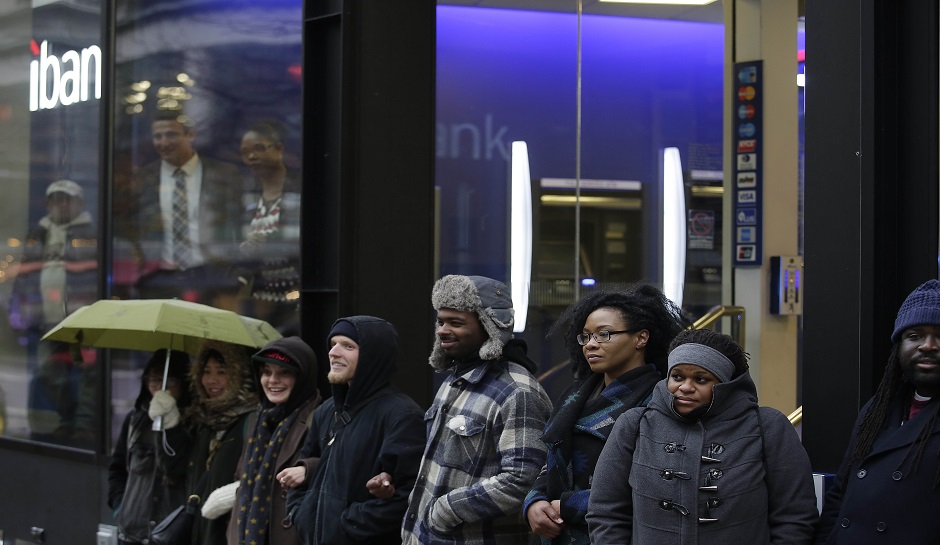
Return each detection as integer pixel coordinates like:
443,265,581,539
327,370,352,385
901,355,940,394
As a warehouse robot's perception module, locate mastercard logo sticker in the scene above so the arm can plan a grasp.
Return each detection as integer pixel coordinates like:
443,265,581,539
737,86,756,101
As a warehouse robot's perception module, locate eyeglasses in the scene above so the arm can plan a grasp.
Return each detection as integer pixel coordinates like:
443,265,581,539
576,329,637,346
239,143,276,158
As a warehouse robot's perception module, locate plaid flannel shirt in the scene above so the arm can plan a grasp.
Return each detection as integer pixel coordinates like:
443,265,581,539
402,359,552,545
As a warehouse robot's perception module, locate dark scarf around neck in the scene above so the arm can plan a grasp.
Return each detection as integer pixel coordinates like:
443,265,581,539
236,398,312,544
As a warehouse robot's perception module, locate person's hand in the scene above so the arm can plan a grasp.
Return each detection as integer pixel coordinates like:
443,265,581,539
147,390,180,428
526,499,564,538
366,472,396,499
276,466,306,489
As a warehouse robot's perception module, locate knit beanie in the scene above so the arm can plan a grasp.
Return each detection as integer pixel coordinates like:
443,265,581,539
892,279,940,342
328,319,359,344
429,275,514,368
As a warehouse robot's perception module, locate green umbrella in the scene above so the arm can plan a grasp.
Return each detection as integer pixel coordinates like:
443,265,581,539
42,298,281,353
42,298,282,430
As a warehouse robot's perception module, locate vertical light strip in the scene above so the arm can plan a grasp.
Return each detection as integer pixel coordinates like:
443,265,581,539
574,0,583,301
662,147,686,307
511,141,532,333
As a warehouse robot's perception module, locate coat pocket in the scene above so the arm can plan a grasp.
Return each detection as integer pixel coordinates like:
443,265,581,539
439,413,487,474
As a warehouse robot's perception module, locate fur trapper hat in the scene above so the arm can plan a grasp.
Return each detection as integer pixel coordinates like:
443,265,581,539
430,275,514,368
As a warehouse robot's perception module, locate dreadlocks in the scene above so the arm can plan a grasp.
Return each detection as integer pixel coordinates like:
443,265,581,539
550,284,691,379
846,343,940,489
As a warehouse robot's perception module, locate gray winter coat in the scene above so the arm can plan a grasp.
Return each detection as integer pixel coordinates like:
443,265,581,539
587,372,818,545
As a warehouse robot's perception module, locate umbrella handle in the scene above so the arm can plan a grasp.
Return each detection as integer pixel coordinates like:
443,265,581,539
152,346,173,432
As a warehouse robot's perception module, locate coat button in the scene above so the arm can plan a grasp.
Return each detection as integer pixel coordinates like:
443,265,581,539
892,471,902,481
840,518,851,528
856,469,867,478
876,522,887,532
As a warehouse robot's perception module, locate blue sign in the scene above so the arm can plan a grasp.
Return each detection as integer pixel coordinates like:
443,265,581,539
732,60,763,266
737,208,757,225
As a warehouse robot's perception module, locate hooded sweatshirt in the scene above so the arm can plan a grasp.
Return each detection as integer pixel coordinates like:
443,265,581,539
289,316,426,545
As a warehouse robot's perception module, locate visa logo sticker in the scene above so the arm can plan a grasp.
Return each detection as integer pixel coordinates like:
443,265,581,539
737,190,757,204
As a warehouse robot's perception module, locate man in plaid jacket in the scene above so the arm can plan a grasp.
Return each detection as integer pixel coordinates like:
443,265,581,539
402,275,552,545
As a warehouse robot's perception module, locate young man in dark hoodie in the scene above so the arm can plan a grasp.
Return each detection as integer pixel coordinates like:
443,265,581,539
402,275,552,545
286,315,425,544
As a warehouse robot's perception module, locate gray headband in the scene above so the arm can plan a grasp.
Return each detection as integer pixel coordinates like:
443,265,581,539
668,343,735,383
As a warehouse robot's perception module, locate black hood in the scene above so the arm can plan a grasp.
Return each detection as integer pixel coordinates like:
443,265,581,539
135,349,192,411
251,335,319,413
326,316,398,411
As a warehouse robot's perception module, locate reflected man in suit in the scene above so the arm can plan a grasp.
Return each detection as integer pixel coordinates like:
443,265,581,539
130,110,244,306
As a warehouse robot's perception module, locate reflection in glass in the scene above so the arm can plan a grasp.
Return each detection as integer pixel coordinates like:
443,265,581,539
0,0,103,448
237,120,301,329
110,0,304,444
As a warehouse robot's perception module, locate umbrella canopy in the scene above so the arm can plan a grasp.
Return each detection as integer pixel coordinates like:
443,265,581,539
42,298,282,353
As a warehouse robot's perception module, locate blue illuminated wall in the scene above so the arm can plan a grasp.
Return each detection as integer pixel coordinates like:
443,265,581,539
436,6,724,280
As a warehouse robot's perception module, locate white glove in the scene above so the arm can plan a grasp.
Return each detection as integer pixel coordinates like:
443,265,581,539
202,481,239,520
148,390,180,429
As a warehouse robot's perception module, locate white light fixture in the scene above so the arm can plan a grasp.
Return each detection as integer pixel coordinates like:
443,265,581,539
599,0,717,5
510,141,533,333
662,147,686,308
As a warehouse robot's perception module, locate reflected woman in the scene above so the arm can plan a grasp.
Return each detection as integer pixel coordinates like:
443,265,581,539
237,121,301,328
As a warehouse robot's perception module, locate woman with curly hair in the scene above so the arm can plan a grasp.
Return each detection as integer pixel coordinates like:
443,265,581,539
524,284,691,544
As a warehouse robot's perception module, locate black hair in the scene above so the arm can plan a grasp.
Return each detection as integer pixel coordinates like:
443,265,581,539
137,349,193,410
846,343,940,488
244,120,286,145
550,284,691,379
152,109,192,130
203,349,225,365
668,328,750,378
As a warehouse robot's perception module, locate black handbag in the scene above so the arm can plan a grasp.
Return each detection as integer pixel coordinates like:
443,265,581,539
150,493,201,545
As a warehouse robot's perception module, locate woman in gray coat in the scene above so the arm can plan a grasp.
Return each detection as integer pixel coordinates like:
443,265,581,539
586,329,818,544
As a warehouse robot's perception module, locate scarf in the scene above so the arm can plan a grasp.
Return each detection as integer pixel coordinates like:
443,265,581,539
236,399,309,545
188,389,257,432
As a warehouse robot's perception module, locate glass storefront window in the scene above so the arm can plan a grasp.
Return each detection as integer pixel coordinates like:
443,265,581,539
0,0,304,450
436,2,724,398
0,1,103,448
110,0,304,442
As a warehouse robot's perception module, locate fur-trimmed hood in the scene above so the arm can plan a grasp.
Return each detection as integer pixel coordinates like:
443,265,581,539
429,274,514,369
186,340,258,430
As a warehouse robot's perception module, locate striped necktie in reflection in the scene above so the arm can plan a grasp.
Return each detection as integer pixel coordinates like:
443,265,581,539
171,168,192,268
